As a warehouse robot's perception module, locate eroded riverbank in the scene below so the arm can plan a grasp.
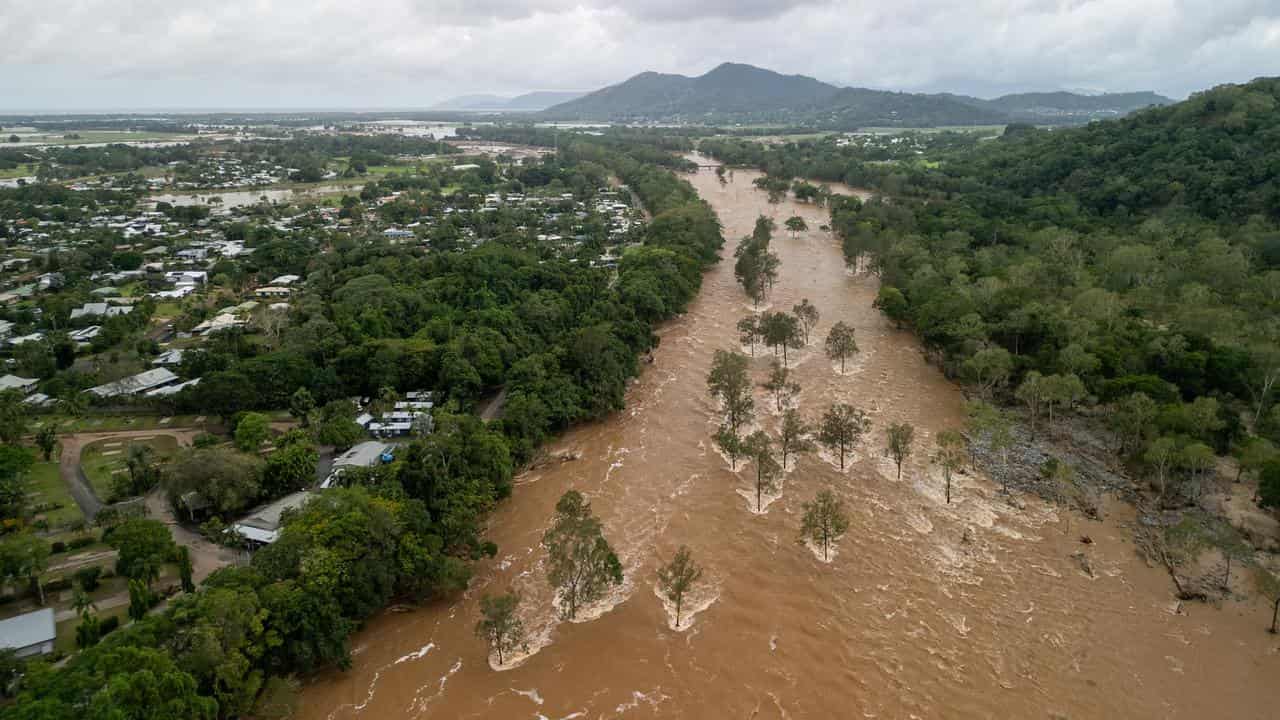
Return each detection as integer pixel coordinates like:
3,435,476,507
296,158,1280,720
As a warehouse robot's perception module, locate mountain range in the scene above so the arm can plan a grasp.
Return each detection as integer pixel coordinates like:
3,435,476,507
432,91,587,112
541,63,1174,127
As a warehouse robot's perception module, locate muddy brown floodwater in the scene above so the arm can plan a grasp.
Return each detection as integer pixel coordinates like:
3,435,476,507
298,156,1280,720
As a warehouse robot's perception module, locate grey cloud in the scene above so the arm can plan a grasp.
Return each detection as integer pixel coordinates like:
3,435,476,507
0,0,1277,110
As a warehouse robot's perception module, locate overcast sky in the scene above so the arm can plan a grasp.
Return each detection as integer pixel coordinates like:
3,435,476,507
1,0,1277,111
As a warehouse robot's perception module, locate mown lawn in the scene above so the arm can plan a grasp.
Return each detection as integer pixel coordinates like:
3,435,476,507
80,436,180,503
27,453,83,530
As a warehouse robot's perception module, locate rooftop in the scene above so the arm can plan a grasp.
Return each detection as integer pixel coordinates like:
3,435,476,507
0,608,55,651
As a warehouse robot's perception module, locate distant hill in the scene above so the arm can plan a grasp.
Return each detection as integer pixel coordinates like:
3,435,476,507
943,90,1175,121
543,63,1170,127
432,91,586,112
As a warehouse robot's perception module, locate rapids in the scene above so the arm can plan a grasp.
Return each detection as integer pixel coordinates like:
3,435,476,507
296,157,1280,720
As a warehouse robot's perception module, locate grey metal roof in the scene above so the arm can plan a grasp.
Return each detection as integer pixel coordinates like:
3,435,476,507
0,608,55,650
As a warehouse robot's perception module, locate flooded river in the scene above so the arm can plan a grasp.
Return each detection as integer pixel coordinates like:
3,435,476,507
296,158,1279,719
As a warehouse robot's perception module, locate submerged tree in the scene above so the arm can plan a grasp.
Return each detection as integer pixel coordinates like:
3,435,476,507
542,491,623,620
933,430,967,504
824,321,859,373
737,315,761,356
707,350,755,434
885,422,915,480
715,425,746,471
760,312,803,368
818,404,870,470
779,409,815,470
799,489,850,561
743,430,782,511
793,299,820,345
785,215,808,239
476,591,527,666
966,400,1014,492
761,359,801,412
656,546,703,629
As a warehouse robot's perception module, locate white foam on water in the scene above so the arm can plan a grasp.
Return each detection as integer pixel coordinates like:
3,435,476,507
653,581,720,631
512,687,544,705
803,537,840,563
737,483,784,514
614,688,671,714
394,643,435,665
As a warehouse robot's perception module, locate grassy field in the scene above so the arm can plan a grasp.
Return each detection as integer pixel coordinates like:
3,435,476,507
80,436,180,502
0,163,35,179
29,413,214,434
16,131,198,147
54,604,130,654
28,452,83,529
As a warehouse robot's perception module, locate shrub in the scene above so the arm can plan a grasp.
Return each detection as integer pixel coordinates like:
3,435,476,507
99,615,120,634
43,577,72,593
193,432,221,449
50,541,67,554
67,535,95,550
75,566,102,592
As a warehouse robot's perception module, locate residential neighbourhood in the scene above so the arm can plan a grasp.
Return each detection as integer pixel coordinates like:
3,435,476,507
0,128,648,672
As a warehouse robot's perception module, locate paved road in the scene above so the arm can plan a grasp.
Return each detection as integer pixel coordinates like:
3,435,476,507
57,427,202,521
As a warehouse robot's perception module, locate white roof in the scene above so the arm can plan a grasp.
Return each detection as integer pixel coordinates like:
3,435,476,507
88,368,179,398
0,374,37,392
231,490,313,543
0,608,55,650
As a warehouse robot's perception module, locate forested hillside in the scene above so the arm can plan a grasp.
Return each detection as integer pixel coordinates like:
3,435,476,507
702,77,1280,504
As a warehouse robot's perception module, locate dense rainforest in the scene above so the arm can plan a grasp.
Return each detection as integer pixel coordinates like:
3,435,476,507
1,137,722,718
702,77,1280,503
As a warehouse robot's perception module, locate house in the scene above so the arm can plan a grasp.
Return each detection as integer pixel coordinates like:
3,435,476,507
0,608,56,658
321,441,394,488
145,377,200,397
254,286,291,298
191,313,245,334
0,374,38,394
164,270,207,286
383,228,414,240
268,274,300,286
0,320,13,340
152,349,185,366
7,332,44,347
69,303,134,320
87,368,179,398
230,490,314,546
69,326,102,345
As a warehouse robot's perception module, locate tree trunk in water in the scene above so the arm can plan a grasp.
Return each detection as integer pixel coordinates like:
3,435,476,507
945,473,952,504
676,597,682,628
1272,598,1279,634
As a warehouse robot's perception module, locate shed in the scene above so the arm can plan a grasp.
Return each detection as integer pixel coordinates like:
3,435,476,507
0,608,56,658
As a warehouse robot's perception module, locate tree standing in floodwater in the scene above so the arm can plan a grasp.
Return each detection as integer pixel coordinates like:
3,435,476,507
818,404,870,471
933,430,967,504
657,546,703,629
707,350,754,434
799,489,850,561
542,491,623,620
780,409,815,470
743,430,782,511
762,359,801,412
476,591,526,666
825,321,859,373
737,315,761,356
793,298,820,345
885,422,915,480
